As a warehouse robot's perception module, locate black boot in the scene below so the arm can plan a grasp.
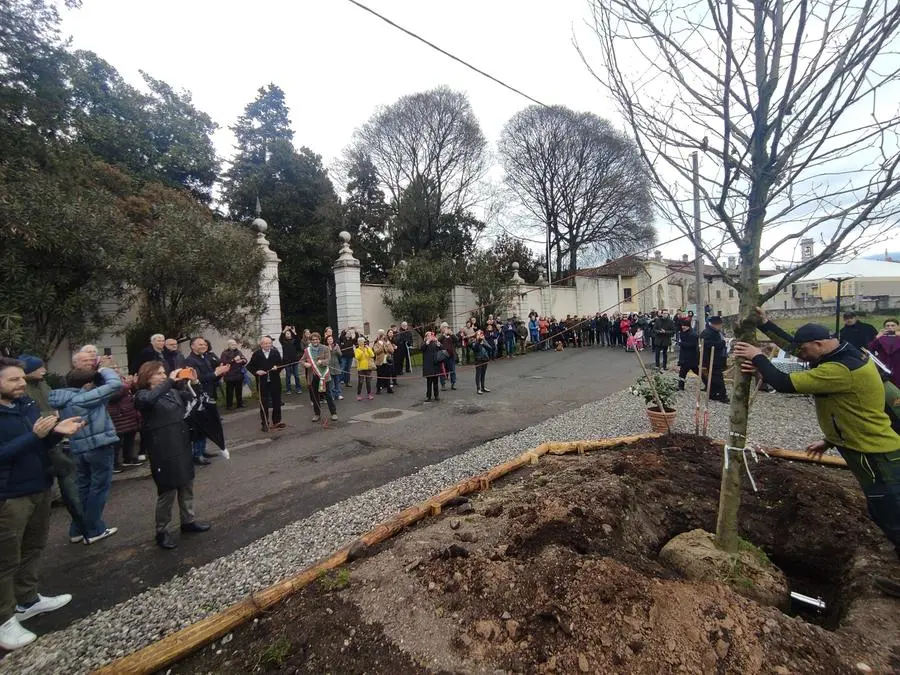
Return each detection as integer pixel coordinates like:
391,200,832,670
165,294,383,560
156,531,177,550
180,521,211,533
874,576,900,597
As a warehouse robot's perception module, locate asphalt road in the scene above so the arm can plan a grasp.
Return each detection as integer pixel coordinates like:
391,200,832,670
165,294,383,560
29,345,647,635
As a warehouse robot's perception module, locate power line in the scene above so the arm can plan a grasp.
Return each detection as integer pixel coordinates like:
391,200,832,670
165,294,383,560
343,0,548,108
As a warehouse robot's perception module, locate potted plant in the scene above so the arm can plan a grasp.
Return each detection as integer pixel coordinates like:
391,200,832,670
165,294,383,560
629,372,678,433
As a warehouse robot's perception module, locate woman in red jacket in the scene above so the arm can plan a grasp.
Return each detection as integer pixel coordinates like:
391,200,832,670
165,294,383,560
108,374,143,472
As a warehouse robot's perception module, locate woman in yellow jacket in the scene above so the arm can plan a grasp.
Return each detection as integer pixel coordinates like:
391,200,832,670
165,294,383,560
354,336,375,401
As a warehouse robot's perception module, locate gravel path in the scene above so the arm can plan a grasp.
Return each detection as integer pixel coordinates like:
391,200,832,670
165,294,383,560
2,383,824,674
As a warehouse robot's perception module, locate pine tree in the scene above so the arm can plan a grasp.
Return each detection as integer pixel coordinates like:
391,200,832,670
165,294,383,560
344,152,392,282
222,84,341,328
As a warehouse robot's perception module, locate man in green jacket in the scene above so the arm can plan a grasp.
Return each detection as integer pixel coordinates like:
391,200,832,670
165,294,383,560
733,309,900,597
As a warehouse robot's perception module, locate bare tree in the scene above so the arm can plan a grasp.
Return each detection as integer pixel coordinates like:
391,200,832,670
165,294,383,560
346,86,488,216
587,0,900,553
499,105,655,282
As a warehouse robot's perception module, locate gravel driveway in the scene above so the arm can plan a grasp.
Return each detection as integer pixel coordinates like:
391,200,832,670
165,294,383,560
0,382,826,674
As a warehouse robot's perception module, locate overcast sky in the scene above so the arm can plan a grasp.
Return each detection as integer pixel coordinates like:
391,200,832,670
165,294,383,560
58,0,898,265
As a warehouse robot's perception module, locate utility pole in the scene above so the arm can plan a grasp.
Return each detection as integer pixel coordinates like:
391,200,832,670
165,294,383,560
827,275,855,336
691,152,704,332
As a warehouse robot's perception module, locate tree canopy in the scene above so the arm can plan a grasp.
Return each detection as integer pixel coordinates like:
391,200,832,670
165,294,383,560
499,104,655,281
0,0,263,359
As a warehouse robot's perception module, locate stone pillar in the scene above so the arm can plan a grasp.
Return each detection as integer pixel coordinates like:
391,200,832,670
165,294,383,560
537,266,552,317
253,217,283,342
510,262,525,318
333,231,363,332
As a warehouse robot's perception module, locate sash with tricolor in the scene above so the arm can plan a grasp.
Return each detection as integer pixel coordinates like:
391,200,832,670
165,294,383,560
306,345,330,392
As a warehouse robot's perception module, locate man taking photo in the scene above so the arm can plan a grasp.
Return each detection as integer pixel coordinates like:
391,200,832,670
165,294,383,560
733,308,900,597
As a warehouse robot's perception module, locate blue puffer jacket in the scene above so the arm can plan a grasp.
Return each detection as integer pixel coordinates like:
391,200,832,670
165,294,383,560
48,368,123,454
0,396,59,499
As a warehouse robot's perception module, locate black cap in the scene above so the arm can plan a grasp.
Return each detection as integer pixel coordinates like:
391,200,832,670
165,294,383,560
709,316,723,325
792,323,833,344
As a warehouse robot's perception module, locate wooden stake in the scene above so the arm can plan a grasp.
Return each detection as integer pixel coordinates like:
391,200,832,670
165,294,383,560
702,354,715,436
695,338,705,436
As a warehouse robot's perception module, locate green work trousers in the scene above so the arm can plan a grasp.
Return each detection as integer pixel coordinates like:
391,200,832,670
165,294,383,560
0,491,51,623
838,448,900,552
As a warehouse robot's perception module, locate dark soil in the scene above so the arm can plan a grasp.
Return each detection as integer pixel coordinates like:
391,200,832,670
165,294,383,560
167,435,900,674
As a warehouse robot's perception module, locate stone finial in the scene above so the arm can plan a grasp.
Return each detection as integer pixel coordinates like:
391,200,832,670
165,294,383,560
252,217,268,235
337,231,354,257
536,266,547,286
511,261,524,284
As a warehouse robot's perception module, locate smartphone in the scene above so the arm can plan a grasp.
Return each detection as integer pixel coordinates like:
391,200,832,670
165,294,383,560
103,347,112,356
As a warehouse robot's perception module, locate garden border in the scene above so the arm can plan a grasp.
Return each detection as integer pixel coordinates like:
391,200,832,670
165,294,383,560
92,433,846,674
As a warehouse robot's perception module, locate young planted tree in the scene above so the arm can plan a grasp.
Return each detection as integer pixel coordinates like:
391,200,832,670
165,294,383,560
589,0,900,552
465,250,520,326
382,254,456,337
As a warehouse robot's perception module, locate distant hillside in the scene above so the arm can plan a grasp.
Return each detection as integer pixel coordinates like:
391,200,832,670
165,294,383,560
865,252,899,261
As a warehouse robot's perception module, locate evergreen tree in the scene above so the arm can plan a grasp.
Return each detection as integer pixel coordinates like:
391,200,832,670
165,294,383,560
390,176,483,266
344,152,391,282
223,84,341,328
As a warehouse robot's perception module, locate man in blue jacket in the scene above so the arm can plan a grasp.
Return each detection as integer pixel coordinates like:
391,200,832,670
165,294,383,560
49,366,123,546
0,357,85,650
184,337,230,466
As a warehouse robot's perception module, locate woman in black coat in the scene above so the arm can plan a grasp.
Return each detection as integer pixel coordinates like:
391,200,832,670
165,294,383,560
421,331,442,402
134,362,210,549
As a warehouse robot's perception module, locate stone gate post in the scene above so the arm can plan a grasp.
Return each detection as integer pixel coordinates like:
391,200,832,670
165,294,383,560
333,231,363,332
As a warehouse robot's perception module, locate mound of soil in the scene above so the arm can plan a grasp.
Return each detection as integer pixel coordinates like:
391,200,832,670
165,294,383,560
168,435,899,674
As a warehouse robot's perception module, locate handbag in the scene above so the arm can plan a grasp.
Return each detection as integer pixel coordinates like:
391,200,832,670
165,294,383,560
434,349,450,365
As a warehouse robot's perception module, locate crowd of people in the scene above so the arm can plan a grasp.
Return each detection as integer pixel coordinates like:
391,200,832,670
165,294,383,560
1,303,898,650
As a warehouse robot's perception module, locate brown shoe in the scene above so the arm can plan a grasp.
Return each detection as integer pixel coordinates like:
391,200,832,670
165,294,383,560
273,422,286,429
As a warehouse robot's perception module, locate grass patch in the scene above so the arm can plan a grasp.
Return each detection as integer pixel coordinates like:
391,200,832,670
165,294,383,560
738,537,771,566
758,313,895,341
318,567,350,591
258,635,292,668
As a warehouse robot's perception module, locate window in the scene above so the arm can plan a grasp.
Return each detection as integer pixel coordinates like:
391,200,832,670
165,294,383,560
728,289,734,299
716,290,722,300
623,287,633,301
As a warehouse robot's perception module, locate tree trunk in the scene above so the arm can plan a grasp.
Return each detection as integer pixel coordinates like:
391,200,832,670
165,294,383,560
715,264,762,553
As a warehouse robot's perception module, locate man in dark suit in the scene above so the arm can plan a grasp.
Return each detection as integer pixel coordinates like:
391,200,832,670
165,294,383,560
133,334,168,374
247,336,283,432
395,321,414,374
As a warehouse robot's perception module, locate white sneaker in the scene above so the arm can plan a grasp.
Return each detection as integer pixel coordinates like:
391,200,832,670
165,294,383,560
0,616,36,650
16,593,72,622
137,455,147,461
85,527,118,545
69,535,86,544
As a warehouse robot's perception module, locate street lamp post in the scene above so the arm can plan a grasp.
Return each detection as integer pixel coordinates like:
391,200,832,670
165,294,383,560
826,275,856,336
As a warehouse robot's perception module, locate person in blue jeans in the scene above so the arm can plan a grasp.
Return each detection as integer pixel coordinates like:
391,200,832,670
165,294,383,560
49,365,123,544
502,319,517,359
325,335,344,400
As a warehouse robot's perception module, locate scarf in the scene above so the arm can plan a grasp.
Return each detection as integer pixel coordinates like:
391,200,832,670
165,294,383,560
306,345,330,392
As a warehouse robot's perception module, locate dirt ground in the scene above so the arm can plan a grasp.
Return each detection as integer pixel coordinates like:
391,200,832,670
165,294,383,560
167,435,900,674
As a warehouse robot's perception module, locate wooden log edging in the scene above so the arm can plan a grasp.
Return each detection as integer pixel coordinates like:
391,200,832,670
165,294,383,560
92,431,846,674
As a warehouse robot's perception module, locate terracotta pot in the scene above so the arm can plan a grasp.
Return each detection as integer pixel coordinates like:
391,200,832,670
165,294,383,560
646,406,676,433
